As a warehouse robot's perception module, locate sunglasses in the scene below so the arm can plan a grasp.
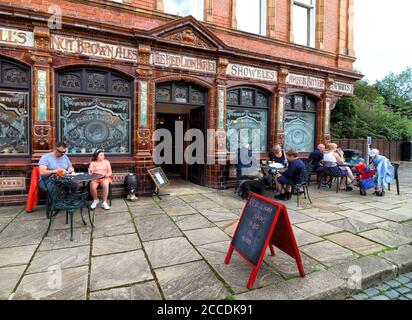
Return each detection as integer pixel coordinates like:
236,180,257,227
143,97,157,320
56,149,67,154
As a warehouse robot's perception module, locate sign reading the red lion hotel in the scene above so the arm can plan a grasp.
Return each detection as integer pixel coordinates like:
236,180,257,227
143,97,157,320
151,51,216,73
51,35,138,62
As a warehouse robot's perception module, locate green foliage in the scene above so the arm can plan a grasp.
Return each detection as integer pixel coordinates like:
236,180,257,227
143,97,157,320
331,80,412,140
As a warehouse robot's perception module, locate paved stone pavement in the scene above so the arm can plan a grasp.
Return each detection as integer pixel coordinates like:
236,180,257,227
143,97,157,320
0,162,411,300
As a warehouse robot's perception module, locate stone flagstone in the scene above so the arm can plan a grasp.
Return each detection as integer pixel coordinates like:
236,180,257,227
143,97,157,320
291,226,323,247
297,208,344,222
301,241,358,267
155,260,230,300
359,229,412,248
0,220,47,249
39,228,91,251
338,210,386,224
184,227,230,246
172,214,214,231
92,233,142,256
161,205,197,216
286,210,315,224
373,221,412,239
0,245,37,268
134,215,181,241
190,201,223,211
329,218,375,234
90,250,152,291
143,237,202,269
379,245,412,274
325,232,386,255
363,208,412,223
129,204,165,217
215,220,239,237
340,202,375,211
13,266,88,300
295,220,343,236
126,197,156,207
0,265,26,299
0,206,23,217
179,194,211,203
90,281,162,300
199,207,239,222
26,246,90,275
93,211,136,238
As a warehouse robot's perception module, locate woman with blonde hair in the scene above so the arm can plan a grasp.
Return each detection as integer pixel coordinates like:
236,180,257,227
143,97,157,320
323,143,355,191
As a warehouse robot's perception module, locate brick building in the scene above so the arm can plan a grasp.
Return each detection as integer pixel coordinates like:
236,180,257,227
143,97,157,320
0,0,361,204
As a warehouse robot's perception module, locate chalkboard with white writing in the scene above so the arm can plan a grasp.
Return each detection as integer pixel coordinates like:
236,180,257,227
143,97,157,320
231,194,280,267
148,167,169,189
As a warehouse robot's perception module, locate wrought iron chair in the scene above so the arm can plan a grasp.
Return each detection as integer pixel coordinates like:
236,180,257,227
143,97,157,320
42,175,93,241
318,161,348,193
291,162,313,207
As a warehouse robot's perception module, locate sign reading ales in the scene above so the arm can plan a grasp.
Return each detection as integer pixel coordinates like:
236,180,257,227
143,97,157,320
0,27,34,47
51,35,138,62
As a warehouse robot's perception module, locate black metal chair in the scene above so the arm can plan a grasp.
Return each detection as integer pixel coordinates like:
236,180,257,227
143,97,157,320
387,163,400,195
318,161,348,193
42,175,93,241
291,162,313,207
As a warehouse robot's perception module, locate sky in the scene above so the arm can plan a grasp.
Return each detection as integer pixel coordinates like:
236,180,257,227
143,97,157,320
354,0,412,83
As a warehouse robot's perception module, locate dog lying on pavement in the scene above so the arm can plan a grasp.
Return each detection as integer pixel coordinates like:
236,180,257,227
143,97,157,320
239,174,275,200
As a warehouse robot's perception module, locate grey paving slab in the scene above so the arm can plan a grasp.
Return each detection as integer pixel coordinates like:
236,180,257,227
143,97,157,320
236,271,347,300
134,215,182,241
325,232,386,255
389,208,412,220
295,220,343,236
297,208,344,222
300,241,358,267
0,245,37,268
363,208,412,223
172,214,214,231
190,201,223,211
161,205,198,216
93,199,129,214
211,196,245,210
198,207,239,222
379,245,412,273
129,204,165,217
92,233,142,256
0,216,13,231
39,228,91,251
143,237,202,269
126,197,157,207
340,202,375,211
197,241,284,294
156,197,187,208
311,201,348,213
26,246,90,275
155,260,230,300
90,281,162,300
338,210,386,224
12,266,88,300
286,210,315,224
373,221,412,239
215,220,239,237
329,256,397,292
90,250,153,291
48,211,90,231
184,227,231,246
0,206,23,217
363,201,402,211
359,229,412,248
179,194,211,203
0,219,47,249
291,226,324,246
93,211,136,238
15,208,46,221
264,247,325,279
0,265,26,299
329,218,375,234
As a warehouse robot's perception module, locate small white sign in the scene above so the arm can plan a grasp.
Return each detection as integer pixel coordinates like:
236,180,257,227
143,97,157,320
286,73,325,90
0,27,34,47
154,172,165,185
226,63,277,82
331,81,354,95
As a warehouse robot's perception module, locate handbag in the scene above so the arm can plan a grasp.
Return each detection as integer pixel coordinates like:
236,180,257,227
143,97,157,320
359,177,375,190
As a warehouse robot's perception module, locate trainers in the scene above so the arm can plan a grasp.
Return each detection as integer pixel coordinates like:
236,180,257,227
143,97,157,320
90,199,100,210
101,202,111,210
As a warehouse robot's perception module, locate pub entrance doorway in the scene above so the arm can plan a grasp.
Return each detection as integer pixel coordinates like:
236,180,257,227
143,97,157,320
155,82,207,186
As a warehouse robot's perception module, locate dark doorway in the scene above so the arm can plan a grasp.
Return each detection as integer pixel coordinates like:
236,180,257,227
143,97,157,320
155,82,207,185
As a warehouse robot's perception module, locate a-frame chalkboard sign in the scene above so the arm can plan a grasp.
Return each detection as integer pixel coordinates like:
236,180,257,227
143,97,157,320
225,193,305,289
148,167,169,200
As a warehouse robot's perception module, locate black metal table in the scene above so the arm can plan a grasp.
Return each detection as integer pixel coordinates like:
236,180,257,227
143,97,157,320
64,173,105,192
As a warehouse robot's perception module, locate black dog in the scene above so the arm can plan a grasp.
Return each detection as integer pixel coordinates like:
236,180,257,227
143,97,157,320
239,174,275,200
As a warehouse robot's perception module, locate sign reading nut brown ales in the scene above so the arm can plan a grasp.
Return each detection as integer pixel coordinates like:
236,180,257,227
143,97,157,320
51,35,138,62
151,51,216,73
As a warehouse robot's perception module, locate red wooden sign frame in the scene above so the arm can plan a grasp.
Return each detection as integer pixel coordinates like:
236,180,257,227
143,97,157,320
225,193,305,289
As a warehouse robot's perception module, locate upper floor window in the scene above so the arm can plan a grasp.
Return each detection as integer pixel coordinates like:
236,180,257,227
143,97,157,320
293,0,316,47
164,0,204,21
236,0,266,36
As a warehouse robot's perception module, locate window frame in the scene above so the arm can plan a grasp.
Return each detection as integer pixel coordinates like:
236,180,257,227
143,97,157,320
293,0,316,47
236,0,267,36
162,0,205,21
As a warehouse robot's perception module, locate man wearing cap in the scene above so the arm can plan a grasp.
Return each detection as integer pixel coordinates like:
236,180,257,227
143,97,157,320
274,148,305,201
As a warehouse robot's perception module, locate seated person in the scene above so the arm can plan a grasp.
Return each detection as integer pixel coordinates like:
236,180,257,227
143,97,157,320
89,149,112,210
323,143,355,191
38,142,74,190
236,144,263,180
274,149,305,201
268,144,287,165
309,144,325,172
369,149,394,196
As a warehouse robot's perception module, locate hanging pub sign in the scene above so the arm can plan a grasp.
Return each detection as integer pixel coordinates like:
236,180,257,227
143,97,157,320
226,63,277,82
51,35,138,62
151,51,216,73
225,193,305,289
286,73,325,90
0,27,34,47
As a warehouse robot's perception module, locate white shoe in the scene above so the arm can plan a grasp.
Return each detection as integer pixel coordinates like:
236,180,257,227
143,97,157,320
91,199,100,210
101,202,110,210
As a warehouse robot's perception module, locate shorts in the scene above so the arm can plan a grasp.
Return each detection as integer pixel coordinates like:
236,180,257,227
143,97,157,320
277,176,294,185
93,177,112,185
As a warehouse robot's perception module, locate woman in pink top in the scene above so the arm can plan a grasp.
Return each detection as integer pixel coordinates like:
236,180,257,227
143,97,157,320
89,149,112,210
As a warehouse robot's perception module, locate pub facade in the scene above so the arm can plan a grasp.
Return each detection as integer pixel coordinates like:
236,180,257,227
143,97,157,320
0,0,361,204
